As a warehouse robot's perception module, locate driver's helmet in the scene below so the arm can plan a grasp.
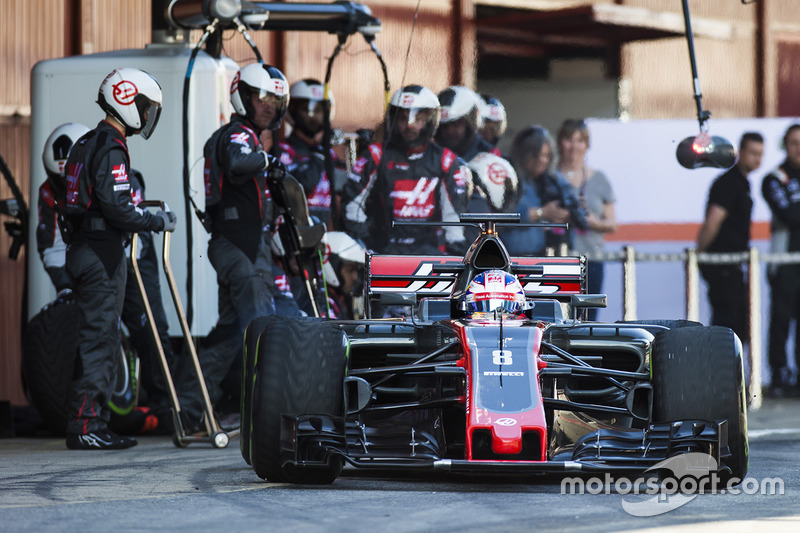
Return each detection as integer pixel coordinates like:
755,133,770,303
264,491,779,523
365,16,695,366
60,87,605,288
230,63,290,131
385,85,440,149
465,270,527,318
288,78,334,137
42,123,91,178
97,68,163,139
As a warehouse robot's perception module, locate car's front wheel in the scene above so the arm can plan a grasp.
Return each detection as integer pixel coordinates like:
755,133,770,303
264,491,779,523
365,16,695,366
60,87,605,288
651,326,748,483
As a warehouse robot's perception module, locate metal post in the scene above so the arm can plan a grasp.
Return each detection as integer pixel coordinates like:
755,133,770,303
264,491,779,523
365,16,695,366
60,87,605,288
748,247,762,409
685,247,700,322
623,245,637,321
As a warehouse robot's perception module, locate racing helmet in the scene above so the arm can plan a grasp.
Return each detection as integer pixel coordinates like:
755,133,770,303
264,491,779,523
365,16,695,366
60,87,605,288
97,68,162,139
436,86,482,154
322,231,366,289
42,123,91,177
288,78,334,137
468,152,518,212
385,85,440,149
465,270,527,318
478,94,507,143
230,63,290,131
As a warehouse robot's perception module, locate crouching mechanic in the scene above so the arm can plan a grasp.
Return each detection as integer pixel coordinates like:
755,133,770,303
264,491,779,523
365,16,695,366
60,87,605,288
62,67,175,450
178,63,290,431
341,85,471,256
321,231,366,319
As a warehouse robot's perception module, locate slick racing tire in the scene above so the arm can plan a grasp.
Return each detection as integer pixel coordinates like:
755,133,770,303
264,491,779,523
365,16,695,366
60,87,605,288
22,300,80,434
250,316,347,483
240,316,273,466
651,326,748,483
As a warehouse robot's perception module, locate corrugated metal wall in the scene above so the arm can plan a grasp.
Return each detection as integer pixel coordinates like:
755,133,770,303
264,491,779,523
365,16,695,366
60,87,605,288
0,0,467,405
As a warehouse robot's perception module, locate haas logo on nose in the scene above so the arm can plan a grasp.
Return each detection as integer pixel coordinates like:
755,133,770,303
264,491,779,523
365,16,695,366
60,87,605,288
113,81,138,106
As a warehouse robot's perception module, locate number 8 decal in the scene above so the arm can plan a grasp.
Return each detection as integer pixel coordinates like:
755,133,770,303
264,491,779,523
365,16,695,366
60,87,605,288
492,349,513,365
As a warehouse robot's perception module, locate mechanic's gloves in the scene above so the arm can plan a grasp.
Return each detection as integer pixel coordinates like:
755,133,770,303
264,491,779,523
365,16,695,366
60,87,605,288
55,288,75,304
261,150,288,179
155,210,178,232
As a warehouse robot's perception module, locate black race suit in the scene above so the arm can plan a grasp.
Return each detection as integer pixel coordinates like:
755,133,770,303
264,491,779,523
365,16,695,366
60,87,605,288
63,120,164,435
341,142,471,256
762,162,800,385
180,114,276,423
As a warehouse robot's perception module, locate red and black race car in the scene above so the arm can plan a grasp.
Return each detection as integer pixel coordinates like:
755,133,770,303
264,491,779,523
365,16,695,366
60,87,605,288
240,213,747,485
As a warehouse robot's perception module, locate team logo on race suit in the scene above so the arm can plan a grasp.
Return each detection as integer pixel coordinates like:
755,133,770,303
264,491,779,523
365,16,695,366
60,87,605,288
231,132,250,146
112,163,128,183
453,165,470,189
130,188,143,206
441,150,455,172
308,175,331,208
113,81,138,106
230,72,240,95
66,162,83,206
390,178,439,219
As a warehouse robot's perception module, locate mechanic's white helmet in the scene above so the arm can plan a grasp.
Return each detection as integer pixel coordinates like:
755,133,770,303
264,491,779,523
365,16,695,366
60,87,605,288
437,86,482,130
479,94,507,142
465,270,527,318
230,63,290,131
322,231,366,288
97,68,162,139
468,152,518,212
42,123,91,176
385,85,441,148
288,78,334,136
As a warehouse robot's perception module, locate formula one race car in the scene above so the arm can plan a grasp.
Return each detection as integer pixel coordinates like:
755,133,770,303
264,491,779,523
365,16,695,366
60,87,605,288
241,213,748,485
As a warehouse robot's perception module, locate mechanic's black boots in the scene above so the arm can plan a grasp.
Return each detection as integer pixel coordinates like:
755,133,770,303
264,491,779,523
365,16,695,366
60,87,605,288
66,430,138,450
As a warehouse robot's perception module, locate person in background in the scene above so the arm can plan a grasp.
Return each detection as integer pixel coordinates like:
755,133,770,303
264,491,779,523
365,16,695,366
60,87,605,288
555,119,616,320
478,94,507,149
279,79,336,229
697,132,764,346
321,231,366,320
762,125,800,398
435,85,501,162
502,125,587,257
38,123,90,294
62,67,175,450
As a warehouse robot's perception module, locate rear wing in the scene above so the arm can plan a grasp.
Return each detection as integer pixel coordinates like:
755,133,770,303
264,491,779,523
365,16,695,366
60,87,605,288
366,254,585,301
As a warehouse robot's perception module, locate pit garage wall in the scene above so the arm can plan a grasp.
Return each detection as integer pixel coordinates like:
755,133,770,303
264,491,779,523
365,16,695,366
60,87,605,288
0,0,472,405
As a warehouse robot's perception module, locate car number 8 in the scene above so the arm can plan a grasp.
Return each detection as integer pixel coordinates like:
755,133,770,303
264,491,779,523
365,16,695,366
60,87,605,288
492,349,513,365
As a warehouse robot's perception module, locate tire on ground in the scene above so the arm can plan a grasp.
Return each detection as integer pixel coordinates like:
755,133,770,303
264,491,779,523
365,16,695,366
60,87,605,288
250,316,347,483
651,325,748,482
21,301,79,435
240,315,273,465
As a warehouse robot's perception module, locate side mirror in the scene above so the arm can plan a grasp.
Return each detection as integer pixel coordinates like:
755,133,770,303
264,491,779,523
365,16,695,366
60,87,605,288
676,133,736,169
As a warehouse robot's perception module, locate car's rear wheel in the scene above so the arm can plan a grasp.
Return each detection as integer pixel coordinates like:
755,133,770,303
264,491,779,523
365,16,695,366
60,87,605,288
250,316,347,483
651,326,748,483
240,316,273,465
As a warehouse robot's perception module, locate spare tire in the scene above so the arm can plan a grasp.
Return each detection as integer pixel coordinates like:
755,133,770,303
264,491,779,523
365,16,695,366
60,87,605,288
250,316,347,483
240,315,273,466
651,326,748,483
22,300,79,434
22,299,139,435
